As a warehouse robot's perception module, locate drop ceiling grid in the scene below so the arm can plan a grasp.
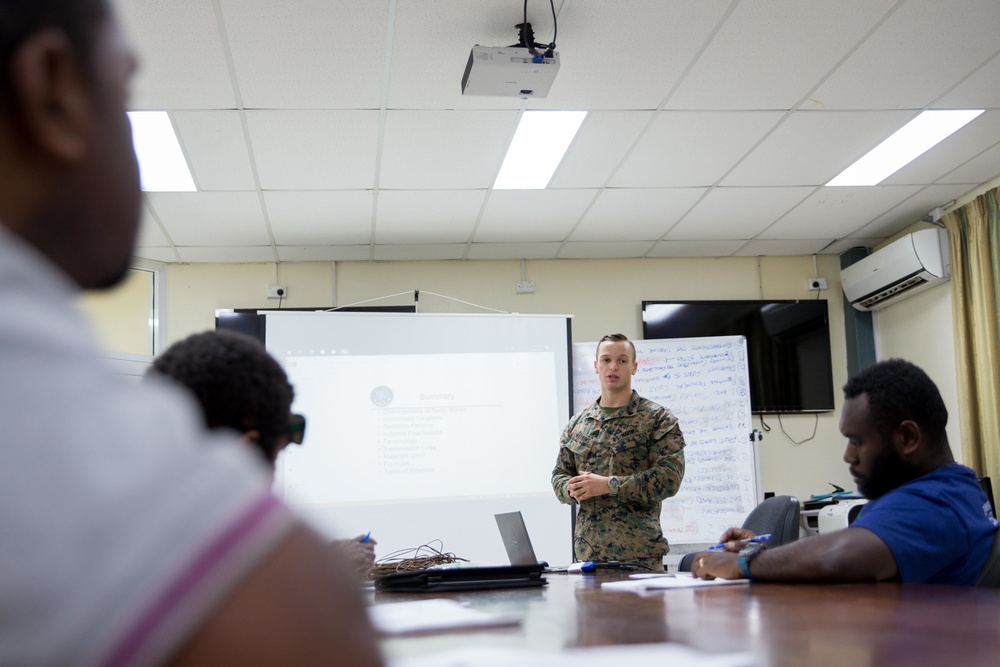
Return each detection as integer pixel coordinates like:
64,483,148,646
112,0,1000,263
667,187,817,241
666,0,900,111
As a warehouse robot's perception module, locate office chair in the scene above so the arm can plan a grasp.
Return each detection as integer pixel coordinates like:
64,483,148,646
975,529,1000,587
978,477,996,518
679,495,800,572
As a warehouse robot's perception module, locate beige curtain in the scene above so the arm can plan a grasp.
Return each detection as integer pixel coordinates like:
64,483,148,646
943,186,1000,479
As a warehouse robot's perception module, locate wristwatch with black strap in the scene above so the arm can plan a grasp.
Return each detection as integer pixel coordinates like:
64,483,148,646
737,542,766,580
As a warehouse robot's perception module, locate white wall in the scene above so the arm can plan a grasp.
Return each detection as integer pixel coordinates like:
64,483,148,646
159,254,857,502
78,248,971,523
872,281,962,464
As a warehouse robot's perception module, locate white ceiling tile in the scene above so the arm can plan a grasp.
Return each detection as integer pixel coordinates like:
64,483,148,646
220,0,388,108
132,247,179,263
375,191,485,243
466,243,562,260
549,112,654,188
373,244,468,261
118,0,237,109
938,143,1000,185
571,189,706,242
112,1,1000,264
611,112,784,188
723,111,915,186
852,183,980,238
532,0,733,110
147,192,270,246
733,239,834,257
388,0,525,110
761,186,923,239
176,246,277,263
557,241,656,259
379,111,516,189
806,0,1000,110
173,111,256,191
646,241,747,258
884,111,1000,185
668,187,815,241
246,111,379,189
476,190,596,242
135,200,169,247
823,238,885,256
264,191,374,245
935,52,1000,109
669,0,897,110
277,246,372,262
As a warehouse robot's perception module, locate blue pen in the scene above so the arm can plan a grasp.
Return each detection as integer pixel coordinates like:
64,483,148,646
361,531,372,543
706,533,772,551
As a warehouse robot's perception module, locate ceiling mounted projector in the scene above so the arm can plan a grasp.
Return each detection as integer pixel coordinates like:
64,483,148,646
461,45,560,99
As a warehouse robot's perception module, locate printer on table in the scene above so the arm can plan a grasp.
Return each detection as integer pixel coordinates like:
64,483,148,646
801,487,868,536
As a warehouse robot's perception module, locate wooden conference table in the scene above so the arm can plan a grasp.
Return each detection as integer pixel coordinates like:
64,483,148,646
373,569,1000,666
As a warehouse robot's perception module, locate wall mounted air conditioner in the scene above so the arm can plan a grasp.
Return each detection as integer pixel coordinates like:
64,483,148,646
840,228,950,312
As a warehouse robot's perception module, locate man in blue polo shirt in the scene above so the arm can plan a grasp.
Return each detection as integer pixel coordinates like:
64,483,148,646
693,358,998,585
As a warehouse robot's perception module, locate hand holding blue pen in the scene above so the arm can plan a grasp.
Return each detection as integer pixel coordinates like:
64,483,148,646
707,533,772,551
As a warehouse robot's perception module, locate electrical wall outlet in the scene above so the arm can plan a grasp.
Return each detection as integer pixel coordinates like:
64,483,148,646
267,285,287,299
515,280,535,294
807,278,827,291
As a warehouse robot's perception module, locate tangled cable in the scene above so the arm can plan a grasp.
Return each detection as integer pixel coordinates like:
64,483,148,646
369,540,467,579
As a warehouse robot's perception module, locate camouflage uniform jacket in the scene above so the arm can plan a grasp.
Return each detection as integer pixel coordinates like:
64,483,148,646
551,390,685,563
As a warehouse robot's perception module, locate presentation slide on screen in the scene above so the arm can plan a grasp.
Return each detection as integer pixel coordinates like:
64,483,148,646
278,351,560,505
262,311,574,562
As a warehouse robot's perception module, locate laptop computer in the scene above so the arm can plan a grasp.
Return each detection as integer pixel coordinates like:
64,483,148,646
495,511,569,572
375,564,546,593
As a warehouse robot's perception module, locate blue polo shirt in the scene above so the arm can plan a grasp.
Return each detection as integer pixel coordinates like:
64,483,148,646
850,464,998,585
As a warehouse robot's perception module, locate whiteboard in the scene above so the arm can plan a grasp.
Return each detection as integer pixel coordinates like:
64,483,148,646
572,336,759,546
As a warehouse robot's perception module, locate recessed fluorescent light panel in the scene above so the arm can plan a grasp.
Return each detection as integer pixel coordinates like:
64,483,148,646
127,111,196,192
827,109,984,187
494,110,587,189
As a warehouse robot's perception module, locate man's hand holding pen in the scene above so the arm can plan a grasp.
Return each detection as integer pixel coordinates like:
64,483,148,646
691,529,771,580
709,528,770,552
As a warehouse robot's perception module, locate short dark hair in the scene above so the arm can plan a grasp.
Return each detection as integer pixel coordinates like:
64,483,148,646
597,333,636,361
0,0,108,94
843,359,948,448
148,330,295,465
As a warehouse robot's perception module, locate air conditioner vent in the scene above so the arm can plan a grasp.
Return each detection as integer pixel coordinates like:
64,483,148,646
856,273,930,309
840,228,950,311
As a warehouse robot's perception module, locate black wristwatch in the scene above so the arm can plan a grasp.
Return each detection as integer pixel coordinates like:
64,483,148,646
737,542,765,580
607,476,621,495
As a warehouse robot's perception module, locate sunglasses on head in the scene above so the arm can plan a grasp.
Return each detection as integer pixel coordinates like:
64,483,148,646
287,413,306,445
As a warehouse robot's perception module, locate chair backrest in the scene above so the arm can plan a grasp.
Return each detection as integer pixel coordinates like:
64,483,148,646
742,495,801,546
678,495,800,571
975,529,1000,587
978,477,996,518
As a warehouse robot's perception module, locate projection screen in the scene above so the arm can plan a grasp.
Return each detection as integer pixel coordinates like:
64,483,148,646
265,311,574,565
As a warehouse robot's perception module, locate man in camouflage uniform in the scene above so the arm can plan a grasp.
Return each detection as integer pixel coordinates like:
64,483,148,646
552,333,685,571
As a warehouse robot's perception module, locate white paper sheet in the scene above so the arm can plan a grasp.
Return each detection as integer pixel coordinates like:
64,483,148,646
369,598,523,635
388,643,755,667
601,572,749,591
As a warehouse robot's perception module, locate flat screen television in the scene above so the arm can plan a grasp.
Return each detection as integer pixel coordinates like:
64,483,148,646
641,300,835,414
